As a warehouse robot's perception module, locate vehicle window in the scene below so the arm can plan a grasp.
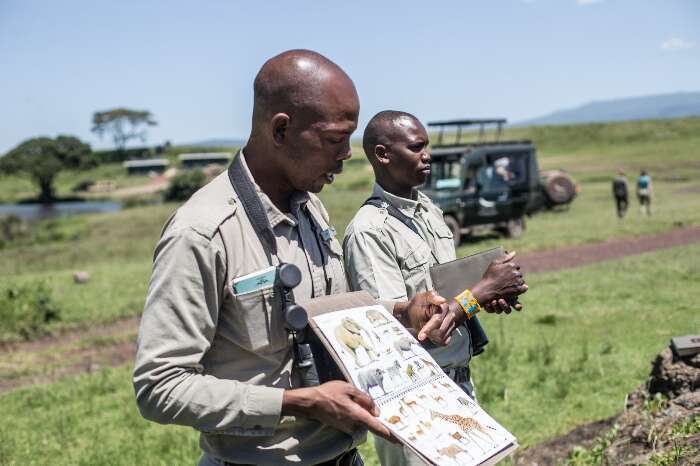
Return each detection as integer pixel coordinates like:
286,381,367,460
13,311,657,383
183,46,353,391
479,153,527,190
429,157,461,190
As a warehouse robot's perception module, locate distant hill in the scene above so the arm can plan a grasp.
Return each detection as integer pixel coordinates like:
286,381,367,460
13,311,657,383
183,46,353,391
176,138,245,148
521,91,700,126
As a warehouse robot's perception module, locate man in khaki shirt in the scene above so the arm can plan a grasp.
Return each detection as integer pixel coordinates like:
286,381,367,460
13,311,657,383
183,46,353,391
134,53,452,466
344,110,528,466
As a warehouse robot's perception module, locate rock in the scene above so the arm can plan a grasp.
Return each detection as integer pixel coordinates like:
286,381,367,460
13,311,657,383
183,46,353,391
648,347,700,398
73,271,90,284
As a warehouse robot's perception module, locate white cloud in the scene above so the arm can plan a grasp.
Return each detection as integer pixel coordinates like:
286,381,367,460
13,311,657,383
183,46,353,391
660,37,696,51
576,0,605,5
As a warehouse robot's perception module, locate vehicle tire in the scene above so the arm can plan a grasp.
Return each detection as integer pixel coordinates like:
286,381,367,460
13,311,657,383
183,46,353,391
505,217,525,239
443,215,461,247
540,170,577,207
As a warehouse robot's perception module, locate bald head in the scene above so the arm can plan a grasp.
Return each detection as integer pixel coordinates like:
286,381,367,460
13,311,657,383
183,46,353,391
363,110,421,162
252,49,357,126
245,50,359,198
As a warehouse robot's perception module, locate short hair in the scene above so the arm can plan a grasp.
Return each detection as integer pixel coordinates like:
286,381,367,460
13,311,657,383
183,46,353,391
363,110,419,156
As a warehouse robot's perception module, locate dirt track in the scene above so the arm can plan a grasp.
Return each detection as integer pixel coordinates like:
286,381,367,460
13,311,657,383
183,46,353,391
517,225,700,274
2,225,700,395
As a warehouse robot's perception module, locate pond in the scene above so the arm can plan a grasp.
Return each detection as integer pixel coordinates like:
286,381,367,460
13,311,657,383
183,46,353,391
0,201,123,221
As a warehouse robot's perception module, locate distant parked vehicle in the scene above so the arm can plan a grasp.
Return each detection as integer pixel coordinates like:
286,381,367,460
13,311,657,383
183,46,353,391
420,119,578,245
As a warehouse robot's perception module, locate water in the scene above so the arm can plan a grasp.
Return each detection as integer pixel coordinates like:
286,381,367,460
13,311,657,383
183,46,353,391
0,201,122,221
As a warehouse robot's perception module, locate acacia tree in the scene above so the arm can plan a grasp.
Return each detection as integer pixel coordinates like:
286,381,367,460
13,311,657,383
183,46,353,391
91,108,157,151
0,135,93,203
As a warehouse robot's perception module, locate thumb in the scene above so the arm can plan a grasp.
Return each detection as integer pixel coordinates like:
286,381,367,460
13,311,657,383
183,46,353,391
499,251,516,263
417,314,443,342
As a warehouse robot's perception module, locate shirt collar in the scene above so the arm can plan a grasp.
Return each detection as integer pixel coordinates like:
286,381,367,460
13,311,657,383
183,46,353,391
238,150,308,228
371,182,427,219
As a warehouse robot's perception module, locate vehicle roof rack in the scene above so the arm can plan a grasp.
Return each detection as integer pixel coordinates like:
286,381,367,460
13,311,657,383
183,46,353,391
428,118,507,146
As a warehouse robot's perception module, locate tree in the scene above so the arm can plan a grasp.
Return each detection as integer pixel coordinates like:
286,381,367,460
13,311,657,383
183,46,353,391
0,136,93,203
91,108,157,151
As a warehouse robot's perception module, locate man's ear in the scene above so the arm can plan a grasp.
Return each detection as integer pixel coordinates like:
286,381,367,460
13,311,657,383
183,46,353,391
271,113,290,146
374,145,390,165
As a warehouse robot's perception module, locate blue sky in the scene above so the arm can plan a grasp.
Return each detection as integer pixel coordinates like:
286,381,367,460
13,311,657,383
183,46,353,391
1,0,698,152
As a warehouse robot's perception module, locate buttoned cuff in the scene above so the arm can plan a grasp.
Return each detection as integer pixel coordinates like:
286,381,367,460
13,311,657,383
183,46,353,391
244,385,284,429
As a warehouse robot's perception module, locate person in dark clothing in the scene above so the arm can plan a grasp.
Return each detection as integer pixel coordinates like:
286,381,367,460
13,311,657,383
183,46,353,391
612,169,629,218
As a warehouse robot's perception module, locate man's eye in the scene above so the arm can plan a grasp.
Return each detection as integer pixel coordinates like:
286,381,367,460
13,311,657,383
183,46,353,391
409,144,424,152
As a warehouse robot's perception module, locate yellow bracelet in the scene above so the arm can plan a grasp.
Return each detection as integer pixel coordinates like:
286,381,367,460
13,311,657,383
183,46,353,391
454,288,482,319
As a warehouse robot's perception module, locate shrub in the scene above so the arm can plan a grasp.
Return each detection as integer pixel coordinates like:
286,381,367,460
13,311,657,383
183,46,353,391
0,282,61,341
0,215,30,248
163,170,206,202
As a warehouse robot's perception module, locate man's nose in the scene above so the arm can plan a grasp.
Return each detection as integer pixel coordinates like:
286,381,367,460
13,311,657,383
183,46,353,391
421,150,431,163
337,142,352,161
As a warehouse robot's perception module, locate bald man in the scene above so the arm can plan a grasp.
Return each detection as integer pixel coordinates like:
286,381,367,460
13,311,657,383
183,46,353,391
344,111,527,466
133,53,449,466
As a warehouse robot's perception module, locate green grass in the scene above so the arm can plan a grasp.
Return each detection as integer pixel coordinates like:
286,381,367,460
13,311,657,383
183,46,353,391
1,242,698,465
470,242,700,447
1,117,700,340
0,365,200,466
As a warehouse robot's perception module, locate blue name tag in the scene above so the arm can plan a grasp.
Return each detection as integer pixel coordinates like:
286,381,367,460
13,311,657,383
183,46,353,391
231,266,276,295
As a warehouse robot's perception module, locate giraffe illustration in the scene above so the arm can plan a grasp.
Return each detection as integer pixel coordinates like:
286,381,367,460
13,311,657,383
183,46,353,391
430,410,498,453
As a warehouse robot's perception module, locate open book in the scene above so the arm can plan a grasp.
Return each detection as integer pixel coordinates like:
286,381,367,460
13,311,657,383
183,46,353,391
307,292,517,466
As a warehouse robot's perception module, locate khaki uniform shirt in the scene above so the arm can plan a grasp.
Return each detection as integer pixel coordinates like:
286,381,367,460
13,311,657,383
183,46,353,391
133,152,359,466
343,183,472,369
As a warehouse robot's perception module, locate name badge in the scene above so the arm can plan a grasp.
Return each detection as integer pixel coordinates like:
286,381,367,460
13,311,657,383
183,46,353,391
321,227,336,242
231,266,276,295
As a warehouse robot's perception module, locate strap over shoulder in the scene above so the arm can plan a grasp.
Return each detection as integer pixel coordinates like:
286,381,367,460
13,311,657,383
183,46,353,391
363,196,420,236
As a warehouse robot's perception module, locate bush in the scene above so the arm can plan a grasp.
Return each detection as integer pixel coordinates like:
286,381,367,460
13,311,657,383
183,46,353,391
0,282,61,341
0,215,30,248
163,170,206,202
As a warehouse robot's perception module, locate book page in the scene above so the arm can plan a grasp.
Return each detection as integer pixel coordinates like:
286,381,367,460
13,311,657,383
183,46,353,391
311,304,517,466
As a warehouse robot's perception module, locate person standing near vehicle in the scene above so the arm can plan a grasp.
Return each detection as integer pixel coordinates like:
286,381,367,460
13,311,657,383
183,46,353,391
612,169,629,218
637,169,653,216
343,110,528,466
133,52,451,466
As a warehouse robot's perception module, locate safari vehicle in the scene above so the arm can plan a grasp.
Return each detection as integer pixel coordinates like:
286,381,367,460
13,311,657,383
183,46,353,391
420,119,577,245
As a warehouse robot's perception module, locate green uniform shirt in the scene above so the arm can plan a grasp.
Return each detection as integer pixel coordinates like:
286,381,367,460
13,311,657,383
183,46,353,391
343,183,472,369
133,152,360,466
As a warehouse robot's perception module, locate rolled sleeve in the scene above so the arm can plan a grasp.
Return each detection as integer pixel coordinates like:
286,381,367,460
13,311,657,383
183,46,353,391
133,228,283,435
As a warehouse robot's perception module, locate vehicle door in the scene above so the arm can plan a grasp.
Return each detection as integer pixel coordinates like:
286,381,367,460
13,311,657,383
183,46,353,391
476,150,530,221
429,154,464,218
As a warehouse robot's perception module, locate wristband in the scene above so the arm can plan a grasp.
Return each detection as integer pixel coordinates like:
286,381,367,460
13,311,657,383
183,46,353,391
454,288,482,319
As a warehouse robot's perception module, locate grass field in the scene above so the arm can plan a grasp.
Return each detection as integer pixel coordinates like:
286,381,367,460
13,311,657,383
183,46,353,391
2,118,700,338
1,117,699,464
1,242,698,465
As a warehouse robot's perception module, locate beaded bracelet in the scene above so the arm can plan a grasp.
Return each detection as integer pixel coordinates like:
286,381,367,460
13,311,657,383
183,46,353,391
454,288,482,319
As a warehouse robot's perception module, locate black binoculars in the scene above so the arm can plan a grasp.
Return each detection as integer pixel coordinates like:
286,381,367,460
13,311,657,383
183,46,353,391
277,262,308,332
277,262,320,387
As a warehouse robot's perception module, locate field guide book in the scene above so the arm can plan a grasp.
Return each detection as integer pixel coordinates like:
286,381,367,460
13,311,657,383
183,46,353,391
305,291,518,466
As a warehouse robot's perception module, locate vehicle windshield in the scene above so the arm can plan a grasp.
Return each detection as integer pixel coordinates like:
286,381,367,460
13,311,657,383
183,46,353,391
428,156,462,190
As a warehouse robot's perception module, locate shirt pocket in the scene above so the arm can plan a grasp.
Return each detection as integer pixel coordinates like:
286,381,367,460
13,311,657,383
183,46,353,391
434,224,454,240
402,243,431,292
223,286,290,355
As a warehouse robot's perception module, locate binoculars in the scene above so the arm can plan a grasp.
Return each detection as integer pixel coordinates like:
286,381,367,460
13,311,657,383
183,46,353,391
277,263,320,387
